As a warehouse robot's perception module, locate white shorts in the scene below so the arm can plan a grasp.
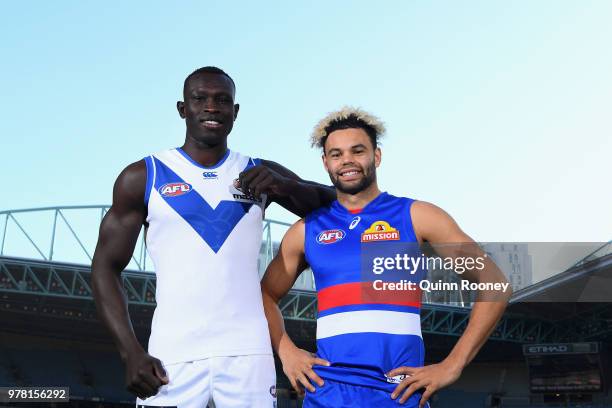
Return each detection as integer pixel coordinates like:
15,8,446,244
136,354,276,408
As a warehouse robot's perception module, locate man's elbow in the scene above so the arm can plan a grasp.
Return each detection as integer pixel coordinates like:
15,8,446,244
504,285,513,303
261,284,284,307
90,264,106,304
261,288,276,305
90,257,119,298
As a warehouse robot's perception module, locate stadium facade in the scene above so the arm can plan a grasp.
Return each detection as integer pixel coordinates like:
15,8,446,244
0,206,610,407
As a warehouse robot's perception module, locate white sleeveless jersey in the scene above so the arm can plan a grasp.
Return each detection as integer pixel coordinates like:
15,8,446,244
142,148,272,365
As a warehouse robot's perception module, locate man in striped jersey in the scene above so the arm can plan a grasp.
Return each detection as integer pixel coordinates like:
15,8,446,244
260,107,511,407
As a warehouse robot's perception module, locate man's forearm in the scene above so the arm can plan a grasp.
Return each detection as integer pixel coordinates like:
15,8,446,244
435,244,511,370
276,179,335,217
444,300,508,370
262,291,297,357
92,267,144,361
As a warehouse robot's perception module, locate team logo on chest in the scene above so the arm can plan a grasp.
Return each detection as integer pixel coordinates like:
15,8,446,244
317,229,346,244
361,221,400,242
158,182,192,197
230,179,264,204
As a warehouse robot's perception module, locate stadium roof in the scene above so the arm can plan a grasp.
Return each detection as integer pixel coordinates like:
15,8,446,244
511,241,612,303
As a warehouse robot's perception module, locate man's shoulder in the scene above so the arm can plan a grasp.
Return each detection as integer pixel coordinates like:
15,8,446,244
304,202,335,221
144,147,177,160
119,159,147,181
383,192,417,203
375,192,419,212
228,149,256,161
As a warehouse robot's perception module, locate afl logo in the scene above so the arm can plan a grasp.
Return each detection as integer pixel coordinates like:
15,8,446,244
317,229,346,245
159,182,192,197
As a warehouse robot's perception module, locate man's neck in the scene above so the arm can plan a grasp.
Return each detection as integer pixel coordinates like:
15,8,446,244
336,184,382,211
181,137,228,167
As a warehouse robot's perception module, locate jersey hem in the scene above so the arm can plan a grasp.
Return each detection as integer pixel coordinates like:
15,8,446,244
155,346,273,366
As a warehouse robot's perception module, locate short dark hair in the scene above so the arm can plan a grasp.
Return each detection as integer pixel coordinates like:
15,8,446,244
184,66,235,91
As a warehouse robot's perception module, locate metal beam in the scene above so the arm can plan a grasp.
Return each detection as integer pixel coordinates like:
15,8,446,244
1,204,610,346
0,205,293,274
0,256,600,344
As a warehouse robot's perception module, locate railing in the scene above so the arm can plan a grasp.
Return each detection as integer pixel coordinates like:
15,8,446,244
3,206,610,341
0,205,288,270
3,206,609,307
0,205,318,292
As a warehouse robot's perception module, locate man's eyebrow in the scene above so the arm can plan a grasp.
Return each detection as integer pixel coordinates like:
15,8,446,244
190,88,232,96
328,143,368,153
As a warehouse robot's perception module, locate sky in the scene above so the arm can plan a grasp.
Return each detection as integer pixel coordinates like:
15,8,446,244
1,0,610,262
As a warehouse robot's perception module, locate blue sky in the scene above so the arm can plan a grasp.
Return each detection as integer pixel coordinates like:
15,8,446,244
1,0,610,246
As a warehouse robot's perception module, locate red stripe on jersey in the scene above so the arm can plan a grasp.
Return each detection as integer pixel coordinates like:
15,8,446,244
317,281,422,312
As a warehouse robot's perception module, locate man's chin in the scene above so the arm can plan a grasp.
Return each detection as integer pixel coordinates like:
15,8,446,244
334,180,367,195
190,130,229,146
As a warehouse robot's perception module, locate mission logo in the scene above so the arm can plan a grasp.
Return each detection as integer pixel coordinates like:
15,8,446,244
361,221,400,242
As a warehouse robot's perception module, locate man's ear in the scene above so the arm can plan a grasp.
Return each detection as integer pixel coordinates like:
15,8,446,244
177,101,186,119
375,147,382,168
234,103,240,120
322,152,329,173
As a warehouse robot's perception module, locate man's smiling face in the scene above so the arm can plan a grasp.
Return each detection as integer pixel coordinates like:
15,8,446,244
178,72,239,146
323,127,381,195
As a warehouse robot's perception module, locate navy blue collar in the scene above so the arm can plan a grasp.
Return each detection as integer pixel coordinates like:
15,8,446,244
331,191,388,216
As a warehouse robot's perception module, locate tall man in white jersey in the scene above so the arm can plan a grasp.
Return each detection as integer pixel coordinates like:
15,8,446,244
92,66,334,408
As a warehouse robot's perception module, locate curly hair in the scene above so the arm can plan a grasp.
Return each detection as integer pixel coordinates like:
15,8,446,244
310,106,386,149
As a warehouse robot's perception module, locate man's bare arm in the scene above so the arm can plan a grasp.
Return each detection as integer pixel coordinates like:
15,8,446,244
261,220,329,394
389,201,511,406
91,160,168,399
412,201,511,368
239,160,336,217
